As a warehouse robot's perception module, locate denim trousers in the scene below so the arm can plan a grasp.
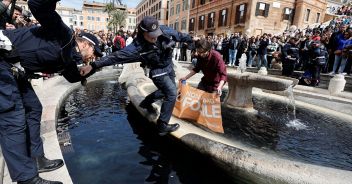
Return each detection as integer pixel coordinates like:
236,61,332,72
257,54,268,69
228,49,238,65
143,73,177,123
333,54,347,73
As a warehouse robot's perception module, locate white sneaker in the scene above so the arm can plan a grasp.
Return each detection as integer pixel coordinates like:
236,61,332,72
328,72,335,76
227,64,232,67
342,72,347,75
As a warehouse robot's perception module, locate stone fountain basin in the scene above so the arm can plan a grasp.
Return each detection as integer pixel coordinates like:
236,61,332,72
124,71,352,184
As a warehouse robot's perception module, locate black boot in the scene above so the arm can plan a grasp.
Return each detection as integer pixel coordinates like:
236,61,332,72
157,120,180,136
139,100,157,114
36,156,64,173
18,175,62,184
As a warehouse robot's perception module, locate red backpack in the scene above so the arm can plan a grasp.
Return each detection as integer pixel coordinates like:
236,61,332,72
113,36,126,51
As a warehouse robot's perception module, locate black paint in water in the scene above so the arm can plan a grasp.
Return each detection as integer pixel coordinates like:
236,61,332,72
58,80,236,184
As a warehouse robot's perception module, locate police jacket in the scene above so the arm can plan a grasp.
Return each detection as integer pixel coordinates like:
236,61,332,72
282,43,299,63
309,43,328,66
92,25,193,78
2,0,83,83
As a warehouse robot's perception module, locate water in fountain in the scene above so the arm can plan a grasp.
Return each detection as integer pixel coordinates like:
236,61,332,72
285,85,303,129
237,54,247,73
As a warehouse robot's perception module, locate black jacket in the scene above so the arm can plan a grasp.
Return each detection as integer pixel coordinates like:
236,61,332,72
3,0,83,83
92,25,193,78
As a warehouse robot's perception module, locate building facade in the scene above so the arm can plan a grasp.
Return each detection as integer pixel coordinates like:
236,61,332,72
168,0,190,33
126,8,137,32
82,0,126,32
136,0,169,25
189,0,328,37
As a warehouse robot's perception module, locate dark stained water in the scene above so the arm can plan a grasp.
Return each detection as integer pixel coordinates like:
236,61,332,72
221,93,352,171
57,80,236,184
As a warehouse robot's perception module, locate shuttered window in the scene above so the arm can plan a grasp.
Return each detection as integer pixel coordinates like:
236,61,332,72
235,3,247,24
255,2,269,17
218,9,228,27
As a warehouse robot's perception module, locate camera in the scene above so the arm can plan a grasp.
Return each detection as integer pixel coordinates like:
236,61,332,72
22,10,32,22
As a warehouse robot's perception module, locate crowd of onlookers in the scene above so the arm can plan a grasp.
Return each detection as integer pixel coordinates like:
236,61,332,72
171,16,352,87
329,4,352,16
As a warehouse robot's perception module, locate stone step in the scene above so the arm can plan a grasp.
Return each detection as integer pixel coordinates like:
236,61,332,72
0,151,4,184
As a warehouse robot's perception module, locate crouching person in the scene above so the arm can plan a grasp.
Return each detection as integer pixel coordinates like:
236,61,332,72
179,39,227,95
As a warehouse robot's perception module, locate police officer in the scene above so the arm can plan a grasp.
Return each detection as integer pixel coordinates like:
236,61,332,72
308,40,328,86
0,0,102,183
282,37,300,77
80,16,194,136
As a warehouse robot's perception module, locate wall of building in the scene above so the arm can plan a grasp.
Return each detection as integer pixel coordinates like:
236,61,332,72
168,0,190,33
136,0,168,26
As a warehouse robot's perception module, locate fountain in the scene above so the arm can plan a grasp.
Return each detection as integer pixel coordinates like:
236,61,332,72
225,54,298,110
116,59,352,183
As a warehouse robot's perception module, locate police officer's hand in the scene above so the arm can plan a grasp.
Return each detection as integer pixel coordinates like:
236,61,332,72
5,23,15,30
80,65,93,76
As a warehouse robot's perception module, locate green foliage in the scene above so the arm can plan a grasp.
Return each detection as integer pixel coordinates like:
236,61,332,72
105,3,127,33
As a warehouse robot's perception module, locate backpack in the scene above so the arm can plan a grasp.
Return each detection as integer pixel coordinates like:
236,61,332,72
113,36,126,51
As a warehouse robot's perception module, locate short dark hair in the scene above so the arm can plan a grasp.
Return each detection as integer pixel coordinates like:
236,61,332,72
195,38,212,52
14,5,23,12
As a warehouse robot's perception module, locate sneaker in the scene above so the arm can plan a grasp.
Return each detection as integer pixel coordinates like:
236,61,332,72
342,72,347,75
328,72,335,76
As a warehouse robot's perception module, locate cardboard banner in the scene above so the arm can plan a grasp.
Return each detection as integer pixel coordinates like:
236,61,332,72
172,82,224,133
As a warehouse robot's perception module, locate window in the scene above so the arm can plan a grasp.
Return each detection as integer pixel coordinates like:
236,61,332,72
316,12,320,23
74,21,77,26
283,7,292,21
218,9,227,27
305,9,310,22
198,15,205,30
171,7,174,16
207,12,215,28
182,0,187,11
192,0,195,8
129,18,131,23
80,22,83,26
200,0,205,5
255,2,269,17
92,17,95,21
176,4,180,14
87,16,91,20
159,2,161,9
69,18,73,23
181,19,186,30
80,16,83,20
96,17,100,21
189,18,195,31
174,20,179,30
236,4,247,24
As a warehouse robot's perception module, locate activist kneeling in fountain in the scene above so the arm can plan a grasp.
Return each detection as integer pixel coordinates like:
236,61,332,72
180,38,227,95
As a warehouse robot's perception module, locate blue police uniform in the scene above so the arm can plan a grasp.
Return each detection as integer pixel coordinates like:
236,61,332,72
0,0,85,182
282,42,300,77
91,25,193,133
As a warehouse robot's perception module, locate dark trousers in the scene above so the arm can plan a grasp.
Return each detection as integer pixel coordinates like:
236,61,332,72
0,61,43,181
282,61,295,77
142,73,177,124
309,64,322,86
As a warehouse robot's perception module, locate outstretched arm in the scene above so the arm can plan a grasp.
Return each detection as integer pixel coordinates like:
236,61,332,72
80,43,141,76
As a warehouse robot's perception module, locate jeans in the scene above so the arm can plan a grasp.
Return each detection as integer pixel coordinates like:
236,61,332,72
228,49,238,65
247,51,255,67
333,54,347,73
142,73,177,123
257,54,267,69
